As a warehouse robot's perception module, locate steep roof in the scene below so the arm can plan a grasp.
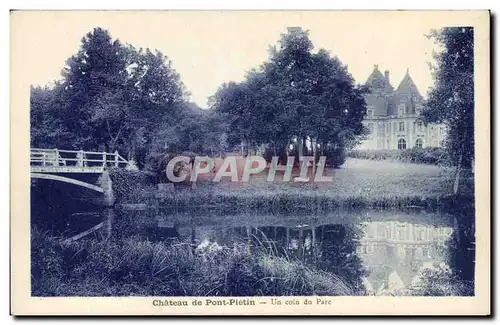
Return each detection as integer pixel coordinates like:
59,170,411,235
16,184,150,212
365,65,393,93
364,65,393,116
395,70,422,98
389,70,423,115
365,94,389,116
363,65,423,116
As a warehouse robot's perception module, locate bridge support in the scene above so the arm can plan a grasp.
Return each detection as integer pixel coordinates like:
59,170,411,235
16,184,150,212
105,208,115,239
99,170,115,207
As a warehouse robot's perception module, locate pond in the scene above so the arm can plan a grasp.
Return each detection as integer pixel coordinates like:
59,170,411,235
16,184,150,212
31,202,475,296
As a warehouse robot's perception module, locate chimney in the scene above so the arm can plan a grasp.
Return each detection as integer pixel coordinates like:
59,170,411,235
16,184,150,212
384,70,390,83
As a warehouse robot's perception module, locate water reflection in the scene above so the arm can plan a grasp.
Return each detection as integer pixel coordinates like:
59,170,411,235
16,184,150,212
357,221,453,295
32,202,471,296
168,220,453,295
125,208,453,295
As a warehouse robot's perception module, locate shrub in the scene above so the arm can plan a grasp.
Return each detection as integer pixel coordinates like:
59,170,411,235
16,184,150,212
108,168,156,203
347,147,450,166
144,151,199,184
324,146,347,168
262,143,347,168
410,264,474,296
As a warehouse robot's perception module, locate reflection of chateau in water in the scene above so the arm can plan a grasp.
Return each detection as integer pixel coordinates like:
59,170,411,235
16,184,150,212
357,221,453,295
172,218,454,295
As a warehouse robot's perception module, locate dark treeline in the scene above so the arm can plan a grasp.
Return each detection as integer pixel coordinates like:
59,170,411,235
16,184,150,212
31,27,227,171
31,27,368,172
31,26,474,177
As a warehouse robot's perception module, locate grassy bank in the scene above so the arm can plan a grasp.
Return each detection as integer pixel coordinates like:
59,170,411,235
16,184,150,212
31,229,355,297
157,158,474,211
110,158,474,210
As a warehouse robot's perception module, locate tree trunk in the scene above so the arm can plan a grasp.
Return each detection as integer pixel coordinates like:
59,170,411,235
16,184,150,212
453,138,466,195
312,137,317,182
303,136,307,156
453,154,463,195
298,135,303,158
128,136,136,162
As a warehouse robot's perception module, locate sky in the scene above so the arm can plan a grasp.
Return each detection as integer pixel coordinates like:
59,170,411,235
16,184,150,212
13,11,453,108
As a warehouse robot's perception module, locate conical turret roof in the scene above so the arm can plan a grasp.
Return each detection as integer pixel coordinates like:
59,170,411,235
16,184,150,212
365,64,393,92
395,69,422,99
390,69,423,115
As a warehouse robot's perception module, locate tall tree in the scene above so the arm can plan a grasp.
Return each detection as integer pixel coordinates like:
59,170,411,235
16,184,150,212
57,27,131,151
30,84,70,148
30,27,190,167
125,47,188,162
209,81,254,154
211,27,367,167
421,27,474,194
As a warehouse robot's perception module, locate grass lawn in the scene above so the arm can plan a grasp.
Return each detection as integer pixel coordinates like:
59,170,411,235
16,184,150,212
154,158,474,210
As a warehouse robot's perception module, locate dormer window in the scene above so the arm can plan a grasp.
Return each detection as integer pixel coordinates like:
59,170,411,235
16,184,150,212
398,105,405,116
367,109,374,117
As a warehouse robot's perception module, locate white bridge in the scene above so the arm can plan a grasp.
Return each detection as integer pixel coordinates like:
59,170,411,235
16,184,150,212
30,148,130,194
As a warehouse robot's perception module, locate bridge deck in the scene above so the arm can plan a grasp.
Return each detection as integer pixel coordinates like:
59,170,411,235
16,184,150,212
30,148,129,174
31,166,105,173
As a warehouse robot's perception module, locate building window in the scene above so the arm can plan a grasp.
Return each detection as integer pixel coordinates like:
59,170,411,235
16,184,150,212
399,122,405,132
367,123,374,133
367,109,374,117
398,139,406,150
415,138,423,148
416,122,423,133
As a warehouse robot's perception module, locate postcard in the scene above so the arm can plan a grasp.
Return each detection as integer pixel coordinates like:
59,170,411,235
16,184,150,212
10,10,490,316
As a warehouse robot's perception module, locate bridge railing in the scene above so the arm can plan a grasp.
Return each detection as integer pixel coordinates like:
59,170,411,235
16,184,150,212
30,148,129,168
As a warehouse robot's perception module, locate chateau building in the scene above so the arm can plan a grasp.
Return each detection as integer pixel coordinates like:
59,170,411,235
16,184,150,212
358,65,446,150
